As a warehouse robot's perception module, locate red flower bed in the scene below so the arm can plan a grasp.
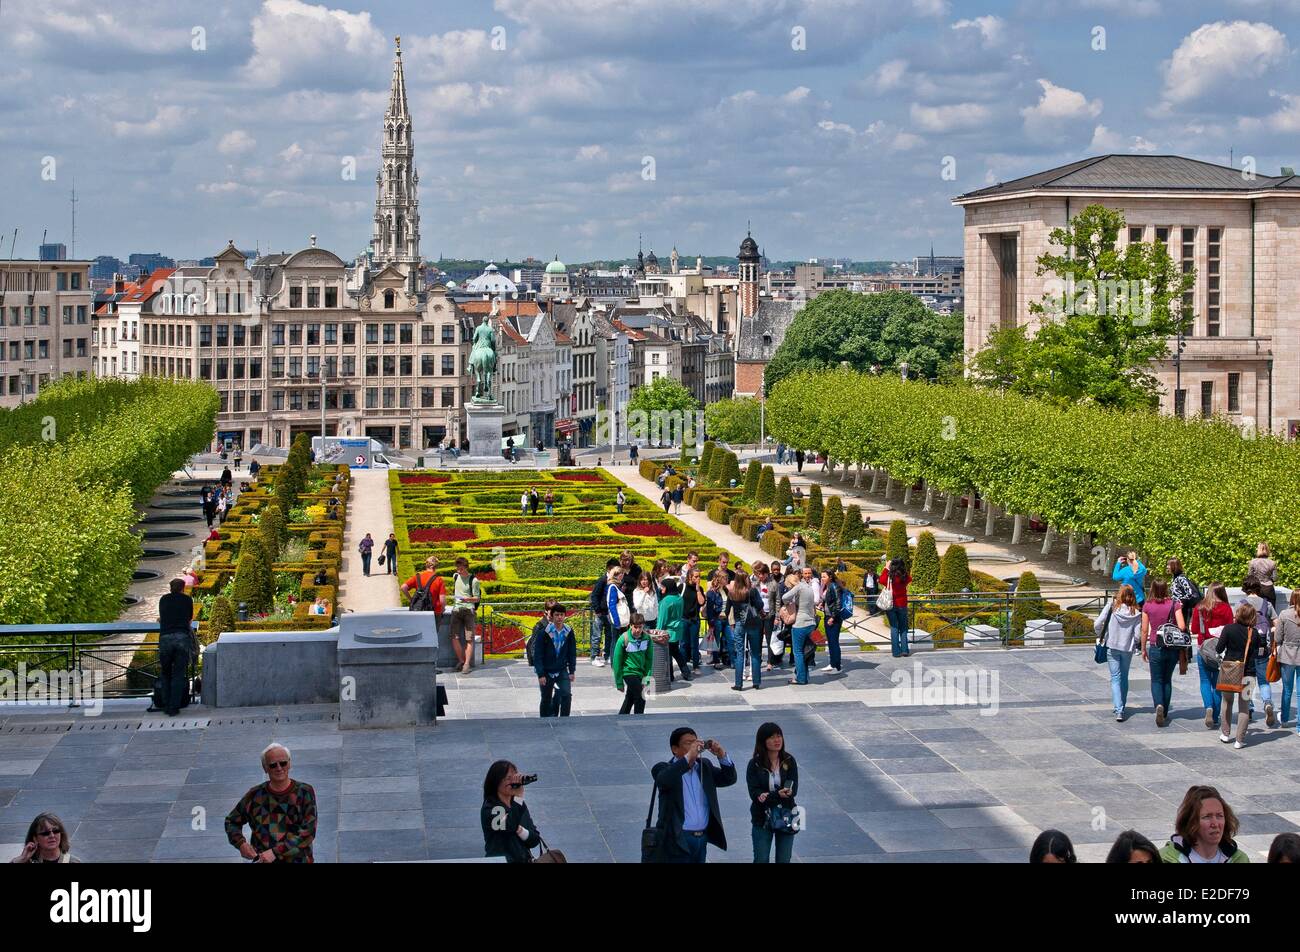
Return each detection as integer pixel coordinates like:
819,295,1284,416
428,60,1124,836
552,472,604,482
612,522,681,538
408,526,477,543
480,624,524,653
478,570,497,581
467,537,613,548
399,474,450,484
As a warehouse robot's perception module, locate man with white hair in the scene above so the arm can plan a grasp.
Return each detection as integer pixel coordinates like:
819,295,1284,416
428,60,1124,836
225,743,318,863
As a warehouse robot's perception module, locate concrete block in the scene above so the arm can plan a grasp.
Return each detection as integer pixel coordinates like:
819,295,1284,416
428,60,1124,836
964,624,1001,648
202,630,339,708
338,612,440,729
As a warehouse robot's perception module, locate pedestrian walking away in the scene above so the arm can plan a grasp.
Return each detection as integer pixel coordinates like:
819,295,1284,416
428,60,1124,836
358,533,374,576
879,558,911,659
225,744,317,863
646,727,736,863
1217,602,1258,749
1249,543,1279,605
533,603,576,716
614,613,653,714
726,573,764,690
1191,582,1232,730
529,486,540,516
589,558,618,666
795,449,804,473
1241,575,1278,725
1275,591,1300,730
152,578,196,716
657,577,691,681
1140,579,1184,728
820,569,845,673
383,532,399,576
748,723,799,863
1095,584,1142,721
782,568,819,684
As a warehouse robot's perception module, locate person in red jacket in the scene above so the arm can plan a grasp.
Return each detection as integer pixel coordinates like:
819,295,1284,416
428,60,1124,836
881,558,912,657
1191,582,1234,730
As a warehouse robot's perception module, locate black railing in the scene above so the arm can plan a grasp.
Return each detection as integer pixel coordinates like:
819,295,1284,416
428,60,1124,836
0,622,199,700
904,589,1112,647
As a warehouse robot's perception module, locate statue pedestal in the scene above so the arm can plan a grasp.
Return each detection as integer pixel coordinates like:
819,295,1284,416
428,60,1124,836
465,402,506,460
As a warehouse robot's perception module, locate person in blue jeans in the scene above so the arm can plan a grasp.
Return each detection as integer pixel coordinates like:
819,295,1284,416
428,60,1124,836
1190,585,1231,730
747,722,798,864
1276,592,1300,729
1241,576,1278,725
726,574,765,691
880,558,911,658
1095,585,1142,721
1112,552,1148,605
1140,581,1184,727
820,570,845,672
532,603,576,717
782,574,818,685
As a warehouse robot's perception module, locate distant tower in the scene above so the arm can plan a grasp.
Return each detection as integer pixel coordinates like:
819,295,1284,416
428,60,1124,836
636,234,645,276
738,224,761,319
670,246,679,274
645,249,660,275
371,36,421,289
930,243,936,276
541,255,570,299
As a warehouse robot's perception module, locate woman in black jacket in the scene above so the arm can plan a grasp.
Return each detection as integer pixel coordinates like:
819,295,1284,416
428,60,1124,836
481,760,541,863
747,722,798,863
1218,603,1258,750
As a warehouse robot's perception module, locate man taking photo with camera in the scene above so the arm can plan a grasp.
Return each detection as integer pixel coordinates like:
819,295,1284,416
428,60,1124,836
647,727,736,863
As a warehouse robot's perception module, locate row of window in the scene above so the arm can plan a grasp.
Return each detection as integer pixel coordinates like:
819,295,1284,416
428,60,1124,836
1174,373,1243,418
211,386,461,414
1129,225,1223,337
5,305,88,326
287,285,341,309
196,353,459,381
192,322,462,347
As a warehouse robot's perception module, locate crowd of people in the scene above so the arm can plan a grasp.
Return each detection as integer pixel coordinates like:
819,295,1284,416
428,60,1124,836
1095,546,1297,748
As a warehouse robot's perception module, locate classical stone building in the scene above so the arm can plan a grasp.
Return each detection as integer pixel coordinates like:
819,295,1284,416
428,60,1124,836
953,154,1300,434
0,259,94,406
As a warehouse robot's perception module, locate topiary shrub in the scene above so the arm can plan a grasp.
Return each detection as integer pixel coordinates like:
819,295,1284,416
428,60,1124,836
820,496,844,548
699,441,716,480
774,476,793,515
937,544,971,593
912,531,940,593
231,533,275,613
206,595,236,641
259,502,286,563
806,484,823,529
840,504,866,547
756,466,776,509
886,519,910,569
742,459,762,501
707,499,729,523
722,452,743,489
1010,570,1042,642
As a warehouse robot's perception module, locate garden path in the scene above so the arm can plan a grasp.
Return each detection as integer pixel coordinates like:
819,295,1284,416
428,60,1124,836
338,469,400,613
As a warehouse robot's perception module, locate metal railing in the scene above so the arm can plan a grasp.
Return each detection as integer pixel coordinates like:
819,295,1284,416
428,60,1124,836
0,622,199,700
903,589,1111,647
480,603,595,655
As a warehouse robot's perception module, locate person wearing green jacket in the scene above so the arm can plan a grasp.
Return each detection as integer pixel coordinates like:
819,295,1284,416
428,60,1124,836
1157,785,1250,863
657,578,691,682
613,613,654,714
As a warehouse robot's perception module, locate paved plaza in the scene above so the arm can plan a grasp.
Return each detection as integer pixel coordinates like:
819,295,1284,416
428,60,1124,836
3,648,1299,862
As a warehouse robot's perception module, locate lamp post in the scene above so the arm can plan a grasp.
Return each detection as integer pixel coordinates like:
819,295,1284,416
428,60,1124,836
1174,329,1186,418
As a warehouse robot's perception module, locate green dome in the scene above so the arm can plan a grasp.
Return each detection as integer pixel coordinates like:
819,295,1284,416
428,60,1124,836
545,259,566,274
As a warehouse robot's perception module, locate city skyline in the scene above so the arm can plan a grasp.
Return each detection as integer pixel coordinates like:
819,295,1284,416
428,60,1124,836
1,0,1297,262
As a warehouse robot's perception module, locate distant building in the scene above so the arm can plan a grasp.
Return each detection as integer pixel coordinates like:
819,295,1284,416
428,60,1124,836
912,254,964,275
0,259,94,406
39,243,67,261
128,252,175,274
90,255,125,282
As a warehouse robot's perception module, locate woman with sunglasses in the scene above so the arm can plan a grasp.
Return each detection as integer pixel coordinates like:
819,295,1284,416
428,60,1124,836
481,760,541,863
10,813,79,863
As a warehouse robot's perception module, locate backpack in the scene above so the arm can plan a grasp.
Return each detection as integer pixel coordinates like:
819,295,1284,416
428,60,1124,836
408,573,436,612
839,586,854,621
526,621,545,666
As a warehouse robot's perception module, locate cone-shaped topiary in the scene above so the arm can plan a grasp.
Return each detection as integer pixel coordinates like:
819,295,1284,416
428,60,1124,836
679,441,692,465
911,531,940,593
207,595,236,640
805,484,823,529
936,544,971,593
886,519,910,569
756,466,776,508
232,533,275,613
723,452,743,489
275,473,298,517
821,495,844,548
1010,571,1042,641
699,441,716,480
259,501,286,564
742,460,762,501
774,476,793,514
707,447,727,486
841,504,866,547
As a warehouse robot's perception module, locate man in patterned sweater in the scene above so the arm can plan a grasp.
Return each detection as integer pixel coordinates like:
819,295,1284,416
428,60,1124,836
226,743,317,863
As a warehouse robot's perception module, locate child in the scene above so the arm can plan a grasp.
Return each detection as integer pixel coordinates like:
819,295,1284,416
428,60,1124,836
613,613,654,715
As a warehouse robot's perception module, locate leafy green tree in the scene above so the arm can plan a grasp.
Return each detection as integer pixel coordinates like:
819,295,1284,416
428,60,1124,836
774,476,793,514
742,460,762,501
886,520,910,568
766,290,963,392
820,495,844,548
756,466,776,508
722,452,743,489
208,595,236,639
937,544,971,593
841,504,866,546
627,377,700,444
805,484,823,529
969,203,1195,411
705,397,762,444
912,531,940,593
232,533,275,613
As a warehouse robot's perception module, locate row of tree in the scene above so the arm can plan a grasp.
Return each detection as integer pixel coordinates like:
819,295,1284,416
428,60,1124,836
767,368,1300,587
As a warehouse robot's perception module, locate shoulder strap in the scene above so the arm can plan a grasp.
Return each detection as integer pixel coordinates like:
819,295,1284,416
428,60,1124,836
417,573,434,595
645,779,659,828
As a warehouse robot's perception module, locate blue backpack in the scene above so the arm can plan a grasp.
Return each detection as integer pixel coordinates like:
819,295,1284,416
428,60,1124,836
839,586,854,621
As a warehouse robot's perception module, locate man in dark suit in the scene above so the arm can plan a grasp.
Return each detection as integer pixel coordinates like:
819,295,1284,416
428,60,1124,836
649,727,736,863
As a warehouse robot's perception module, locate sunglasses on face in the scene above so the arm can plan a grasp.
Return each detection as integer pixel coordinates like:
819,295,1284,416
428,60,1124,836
37,828,61,837
266,760,289,769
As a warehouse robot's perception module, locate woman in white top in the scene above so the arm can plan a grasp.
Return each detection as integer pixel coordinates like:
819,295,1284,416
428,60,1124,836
632,573,659,624
1095,584,1143,721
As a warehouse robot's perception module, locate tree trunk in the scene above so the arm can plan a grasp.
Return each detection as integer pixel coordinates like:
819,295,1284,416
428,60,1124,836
985,504,997,537
854,462,863,487
923,486,934,512
841,460,851,482
1011,514,1024,545
870,470,882,493
903,484,913,506
884,477,894,499
1041,525,1055,557
943,494,955,520
964,496,976,528
1067,531,1079,565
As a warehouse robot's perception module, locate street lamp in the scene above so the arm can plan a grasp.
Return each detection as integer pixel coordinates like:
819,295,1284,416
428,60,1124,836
1174,330,1186,418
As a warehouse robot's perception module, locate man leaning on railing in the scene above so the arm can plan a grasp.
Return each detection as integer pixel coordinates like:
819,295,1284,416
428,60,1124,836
149,578,196,717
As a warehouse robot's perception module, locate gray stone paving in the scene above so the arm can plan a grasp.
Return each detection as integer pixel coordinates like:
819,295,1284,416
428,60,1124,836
3,649,1299,862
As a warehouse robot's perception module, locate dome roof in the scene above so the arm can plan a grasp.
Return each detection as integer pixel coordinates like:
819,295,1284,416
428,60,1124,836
446,280,457,288
465,261,517,295
738,233,760,260
545,259,566,274
646,249,658,263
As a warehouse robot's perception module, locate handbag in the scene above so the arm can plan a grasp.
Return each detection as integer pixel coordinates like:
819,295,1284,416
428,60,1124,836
641,783,662,863
876,577,894,612
1198,636,1220,670
1266,646,1282,684
1093,603,1113,665
1156,603,1191,649
1218,630,1252,694
779,603,797,627
531,835,567,864
377,554,385,566
767,802,796,833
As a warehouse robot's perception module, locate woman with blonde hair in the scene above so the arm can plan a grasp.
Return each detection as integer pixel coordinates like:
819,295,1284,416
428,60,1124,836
1094,584,1142,721
1191,583,1234,730
1249,542,1278,604
1218,601,1259,749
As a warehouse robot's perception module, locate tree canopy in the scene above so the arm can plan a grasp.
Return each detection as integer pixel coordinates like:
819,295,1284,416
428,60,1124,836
705,397,762,444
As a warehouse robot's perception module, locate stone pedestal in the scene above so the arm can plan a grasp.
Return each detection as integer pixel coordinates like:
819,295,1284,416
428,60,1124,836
1024,619,1065,648
963,623,1001,649
465,402,506,461
338,611,439,729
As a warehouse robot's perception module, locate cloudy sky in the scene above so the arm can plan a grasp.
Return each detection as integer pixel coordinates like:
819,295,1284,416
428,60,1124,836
1,0,1297,264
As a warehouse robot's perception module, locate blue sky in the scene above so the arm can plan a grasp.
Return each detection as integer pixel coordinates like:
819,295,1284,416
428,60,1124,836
1,0,1296,264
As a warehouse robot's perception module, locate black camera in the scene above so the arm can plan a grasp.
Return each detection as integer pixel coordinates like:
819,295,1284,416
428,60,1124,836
510,773,539,788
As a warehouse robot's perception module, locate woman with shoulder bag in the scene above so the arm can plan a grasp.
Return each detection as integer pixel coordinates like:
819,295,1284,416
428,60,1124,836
705,570,728,668
1275,591,1300,731
747,722,799,863
1095,584,1142,722
1217,603,1259,749
481,761,542,863
1192,584,1232,730
1141,580,1185,728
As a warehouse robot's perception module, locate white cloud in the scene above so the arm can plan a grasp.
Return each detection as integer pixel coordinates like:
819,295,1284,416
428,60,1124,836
1023,79,1102,122
243,0,386,89
110,104,190,139
951,16,1005,47
576,145,608,161
909,101,992,132
1162,21,1289,105
279,142,304,163
873,59,909,91
1090,125,1157,152
197,181,254,196
218,130,256,156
